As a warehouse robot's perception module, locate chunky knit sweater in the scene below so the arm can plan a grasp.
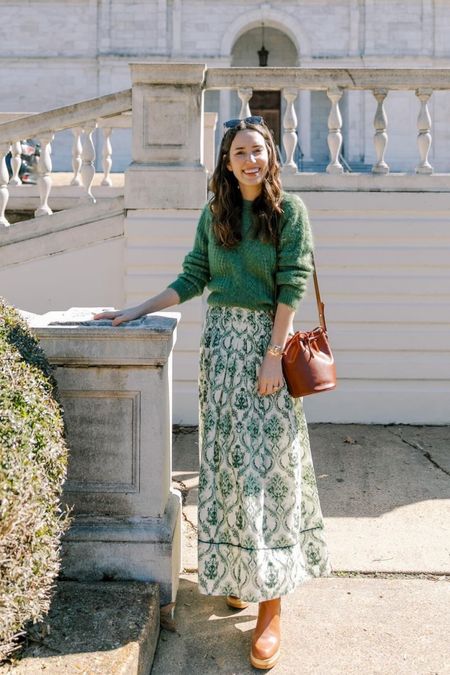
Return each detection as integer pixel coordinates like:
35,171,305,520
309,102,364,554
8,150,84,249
167,192,314,313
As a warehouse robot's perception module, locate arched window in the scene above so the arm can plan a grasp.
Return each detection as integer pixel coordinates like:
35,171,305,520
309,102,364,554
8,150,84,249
231,26,297,151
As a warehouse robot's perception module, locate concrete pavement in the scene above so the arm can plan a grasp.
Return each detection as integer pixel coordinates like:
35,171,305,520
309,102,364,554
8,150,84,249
152,424,450,674
152,573,449,675
3,424,448,674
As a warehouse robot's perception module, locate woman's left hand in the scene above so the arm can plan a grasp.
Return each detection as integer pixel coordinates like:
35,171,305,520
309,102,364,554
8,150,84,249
257,353,284,395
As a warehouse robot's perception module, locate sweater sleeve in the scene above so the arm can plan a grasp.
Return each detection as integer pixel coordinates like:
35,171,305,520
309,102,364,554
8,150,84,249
276,194,314,310
167,204,211,304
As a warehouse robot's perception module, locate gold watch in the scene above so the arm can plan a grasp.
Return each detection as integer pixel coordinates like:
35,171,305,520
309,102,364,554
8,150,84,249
267,343,283,357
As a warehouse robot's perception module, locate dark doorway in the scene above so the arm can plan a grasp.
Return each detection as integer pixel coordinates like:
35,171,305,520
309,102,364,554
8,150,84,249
250,90,281,149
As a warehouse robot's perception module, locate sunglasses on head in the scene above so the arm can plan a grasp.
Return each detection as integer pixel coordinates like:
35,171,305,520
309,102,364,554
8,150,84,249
223,115,265,130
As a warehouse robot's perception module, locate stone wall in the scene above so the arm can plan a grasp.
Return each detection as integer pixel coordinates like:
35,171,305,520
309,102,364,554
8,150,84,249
4,1,450,77
125,190,450,426
0,202,126,314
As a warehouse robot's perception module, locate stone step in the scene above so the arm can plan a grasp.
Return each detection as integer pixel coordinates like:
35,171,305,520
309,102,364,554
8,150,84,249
4,581,159,675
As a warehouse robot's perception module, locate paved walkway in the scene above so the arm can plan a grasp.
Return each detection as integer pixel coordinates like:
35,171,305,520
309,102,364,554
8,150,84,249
152,424,450,675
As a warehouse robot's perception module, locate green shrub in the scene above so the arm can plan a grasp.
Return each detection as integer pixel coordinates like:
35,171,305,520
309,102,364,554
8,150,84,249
0,297,69,661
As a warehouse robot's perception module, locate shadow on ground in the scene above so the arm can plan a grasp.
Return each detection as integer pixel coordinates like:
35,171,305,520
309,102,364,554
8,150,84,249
2,582,158,674
152,576,259,674
173,423,450,518
152,573,450,675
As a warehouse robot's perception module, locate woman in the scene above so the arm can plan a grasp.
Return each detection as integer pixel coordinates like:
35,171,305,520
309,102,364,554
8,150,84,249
94,117,331,670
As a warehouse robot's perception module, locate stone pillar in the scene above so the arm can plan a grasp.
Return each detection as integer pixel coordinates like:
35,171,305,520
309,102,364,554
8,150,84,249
27,308,181,605
125,62,208,209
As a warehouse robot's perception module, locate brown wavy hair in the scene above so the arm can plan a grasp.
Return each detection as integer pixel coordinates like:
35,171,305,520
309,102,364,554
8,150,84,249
209,120,283,248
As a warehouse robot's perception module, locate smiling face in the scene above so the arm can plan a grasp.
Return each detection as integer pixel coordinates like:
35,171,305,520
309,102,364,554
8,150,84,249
226,129,269,201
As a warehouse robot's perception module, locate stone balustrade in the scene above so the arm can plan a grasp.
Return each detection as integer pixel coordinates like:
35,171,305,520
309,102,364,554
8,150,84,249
0,112,130,199
3,64,450,227
0,106,219,226
0,90,132,226
205,67,450,180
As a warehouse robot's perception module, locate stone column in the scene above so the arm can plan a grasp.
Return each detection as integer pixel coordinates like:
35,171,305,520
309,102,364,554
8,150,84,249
28,308,181,605
125,63,208,209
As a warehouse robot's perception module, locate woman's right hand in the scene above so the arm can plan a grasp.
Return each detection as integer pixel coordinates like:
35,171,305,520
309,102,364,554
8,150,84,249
92,306,144,326
92,289,179,327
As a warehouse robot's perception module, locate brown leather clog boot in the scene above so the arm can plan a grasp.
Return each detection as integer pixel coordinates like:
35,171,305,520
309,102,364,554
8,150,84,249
226,595,249,609
250,597,281,669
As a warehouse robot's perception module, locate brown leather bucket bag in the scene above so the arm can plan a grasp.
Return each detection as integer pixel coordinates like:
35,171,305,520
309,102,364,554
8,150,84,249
282,253,337,397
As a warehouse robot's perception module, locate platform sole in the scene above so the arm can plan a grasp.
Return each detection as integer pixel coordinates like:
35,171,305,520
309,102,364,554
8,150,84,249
250,646,281,670
226,595,249,609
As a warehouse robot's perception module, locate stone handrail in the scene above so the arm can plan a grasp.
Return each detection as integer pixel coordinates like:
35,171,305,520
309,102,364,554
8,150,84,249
204,67,450,91
0,90,131,144
0,90,132,226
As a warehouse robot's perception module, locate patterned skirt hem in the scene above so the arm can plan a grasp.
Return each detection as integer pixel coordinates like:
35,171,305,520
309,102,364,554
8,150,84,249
197,539,332,603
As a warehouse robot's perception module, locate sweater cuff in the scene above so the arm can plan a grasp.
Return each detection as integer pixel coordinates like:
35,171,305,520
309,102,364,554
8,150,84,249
277,286,304,310
167,279,196,304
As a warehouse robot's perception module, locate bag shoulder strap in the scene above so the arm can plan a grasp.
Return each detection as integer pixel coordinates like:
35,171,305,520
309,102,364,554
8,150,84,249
311,252,327,332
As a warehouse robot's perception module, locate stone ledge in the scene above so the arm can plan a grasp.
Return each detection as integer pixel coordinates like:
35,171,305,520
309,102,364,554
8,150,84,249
3,581,159,675
64,490,182,542
282,172,450,192
26,308,180,366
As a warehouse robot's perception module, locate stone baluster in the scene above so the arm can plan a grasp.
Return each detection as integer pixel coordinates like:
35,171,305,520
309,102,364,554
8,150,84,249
101,127,112,186
326,88,344,174
238,88,252,119
203,112,218,175
0,145,11,226
70,127,83,186
282,88,298,174
372,89,389,174
416,88,433,175
9,140,22,185
35,133,54,217
80,120,97,203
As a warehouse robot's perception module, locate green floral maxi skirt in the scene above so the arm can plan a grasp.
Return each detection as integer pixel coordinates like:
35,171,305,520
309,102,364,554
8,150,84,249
197,305,331,602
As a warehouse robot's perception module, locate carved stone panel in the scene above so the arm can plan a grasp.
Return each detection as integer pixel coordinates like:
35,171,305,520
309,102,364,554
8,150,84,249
57,364,170,518
145,98,187,148
62,390,140,494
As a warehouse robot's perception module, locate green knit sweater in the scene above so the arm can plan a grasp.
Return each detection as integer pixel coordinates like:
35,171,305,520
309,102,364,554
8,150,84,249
167,192,314,313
